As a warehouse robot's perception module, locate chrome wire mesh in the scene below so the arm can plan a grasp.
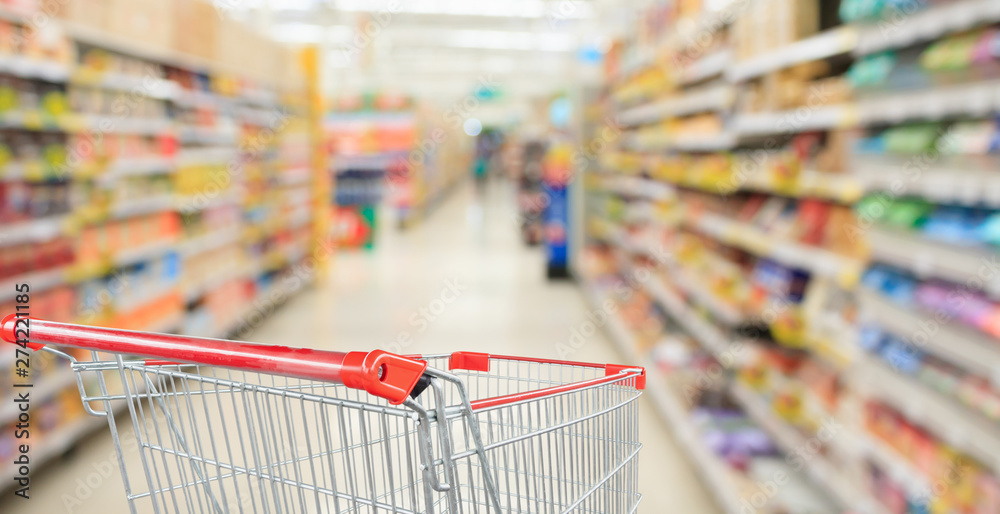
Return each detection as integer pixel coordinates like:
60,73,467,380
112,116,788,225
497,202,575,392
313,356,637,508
68,353,642,513
423,356,643,514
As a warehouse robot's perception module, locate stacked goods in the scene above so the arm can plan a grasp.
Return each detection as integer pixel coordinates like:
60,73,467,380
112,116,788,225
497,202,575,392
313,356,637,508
584,1,1000,512
0,0,319,485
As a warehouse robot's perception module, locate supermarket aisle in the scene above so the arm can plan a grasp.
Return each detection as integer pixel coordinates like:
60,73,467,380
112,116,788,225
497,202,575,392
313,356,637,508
2,182,718,513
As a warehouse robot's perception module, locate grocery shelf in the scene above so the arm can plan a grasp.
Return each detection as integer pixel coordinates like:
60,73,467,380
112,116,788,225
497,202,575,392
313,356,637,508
0,3,317,491
728,26,858,82
113,239,178,268
70,71,179,100
598,176,675,201
176,191,242,214
731,104,856,137
642,273,739,361
98,157,177,181
81,116,175,136
174,89,237,109
616,45,657,81
857,80,1000,125
0,412,109,483
855,156,1000,206
179,126,239,145
663,165,863,203
685,211,863,285
619,84,735,127
624,131,737,153
857,287,1000,378
333,151,407,171
678,50,731,85
855,0,1000,56
665,267,745,326
730,382,886,514
744,169,865,204
0,54,71,82
841,429,932,498
866,225,1000,298
109,194,175,219
177,147,238,166
1,215,66,247
582,284,745,514
63,20,225,79
849,355,1000,474
0,110,79,132
620,238,747,326
178,227,242,257
0,370,76,423
0,266,70,302
183,265,253,303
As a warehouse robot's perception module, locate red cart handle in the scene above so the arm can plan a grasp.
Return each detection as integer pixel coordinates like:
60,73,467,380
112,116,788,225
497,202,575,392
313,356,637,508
1,315,427,405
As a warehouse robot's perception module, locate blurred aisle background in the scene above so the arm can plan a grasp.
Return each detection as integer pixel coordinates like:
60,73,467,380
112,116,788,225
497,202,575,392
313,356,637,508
3,0,1000,513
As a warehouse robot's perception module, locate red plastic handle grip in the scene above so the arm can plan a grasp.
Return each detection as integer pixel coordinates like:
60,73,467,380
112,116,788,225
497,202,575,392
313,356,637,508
1,316,427,405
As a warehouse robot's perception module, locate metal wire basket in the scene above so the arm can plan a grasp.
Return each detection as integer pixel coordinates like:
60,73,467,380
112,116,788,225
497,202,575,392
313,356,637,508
2,315,646,513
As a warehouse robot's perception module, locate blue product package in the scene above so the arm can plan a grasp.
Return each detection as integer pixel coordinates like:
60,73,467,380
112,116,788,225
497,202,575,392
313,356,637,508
881,337,923,375
861,265,892,290
881,269,917,304
162,252,181,282
858,325,887,352
922,206,984,245
977,211,1000,245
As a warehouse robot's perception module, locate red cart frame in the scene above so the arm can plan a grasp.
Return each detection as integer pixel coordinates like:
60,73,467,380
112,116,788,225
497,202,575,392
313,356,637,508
3,316,645,513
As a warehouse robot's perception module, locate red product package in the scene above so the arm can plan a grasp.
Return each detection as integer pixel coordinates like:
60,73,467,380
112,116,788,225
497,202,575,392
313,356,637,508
797,199,831,246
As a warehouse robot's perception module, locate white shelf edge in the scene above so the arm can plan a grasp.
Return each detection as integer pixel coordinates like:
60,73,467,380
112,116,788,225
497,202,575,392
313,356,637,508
730,382,887,514
728,26,857,82
580,283,745,514
849,355,1000,475
866,225,1000,298
855,0,1000,56
857,287,1000,378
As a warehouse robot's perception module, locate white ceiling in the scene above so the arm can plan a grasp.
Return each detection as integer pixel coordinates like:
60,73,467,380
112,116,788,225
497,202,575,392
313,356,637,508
219,0,628,114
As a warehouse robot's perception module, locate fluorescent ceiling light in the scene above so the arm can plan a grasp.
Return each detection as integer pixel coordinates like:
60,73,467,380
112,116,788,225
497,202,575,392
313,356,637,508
332,0,593,19
270,23,353,44
447,29,576,52
273,23,577,52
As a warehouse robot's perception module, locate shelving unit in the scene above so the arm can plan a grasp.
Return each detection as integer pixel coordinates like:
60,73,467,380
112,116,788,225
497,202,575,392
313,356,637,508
582,285,745,514
0,0,323,482
585,0,1000,511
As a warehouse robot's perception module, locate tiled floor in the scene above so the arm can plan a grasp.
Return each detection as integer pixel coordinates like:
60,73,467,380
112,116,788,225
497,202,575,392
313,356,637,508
2,181,718,513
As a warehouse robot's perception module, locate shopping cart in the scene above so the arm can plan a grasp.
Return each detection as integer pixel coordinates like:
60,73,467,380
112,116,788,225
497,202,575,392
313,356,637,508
2,315,645,513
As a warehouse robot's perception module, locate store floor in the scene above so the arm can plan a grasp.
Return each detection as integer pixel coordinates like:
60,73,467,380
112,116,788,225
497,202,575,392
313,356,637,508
2,180,719,513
